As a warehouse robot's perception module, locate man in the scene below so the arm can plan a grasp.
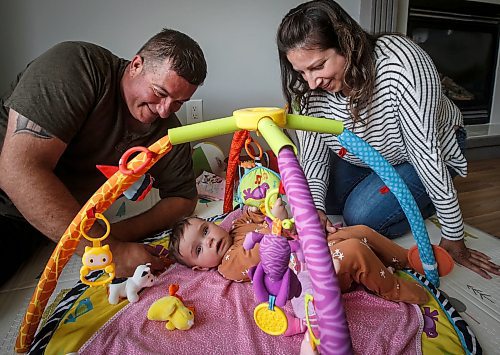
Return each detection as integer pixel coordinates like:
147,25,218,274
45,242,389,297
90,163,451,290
0,28,207,285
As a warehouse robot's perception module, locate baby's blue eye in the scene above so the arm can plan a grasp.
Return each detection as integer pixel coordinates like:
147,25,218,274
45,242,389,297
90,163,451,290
196,245,202,255
203,226,208,236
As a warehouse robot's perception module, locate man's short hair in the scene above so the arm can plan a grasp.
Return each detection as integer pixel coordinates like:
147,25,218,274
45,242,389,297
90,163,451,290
138,28,207,85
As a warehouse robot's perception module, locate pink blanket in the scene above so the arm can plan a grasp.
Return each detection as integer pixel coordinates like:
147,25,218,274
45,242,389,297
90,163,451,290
344,289,423,355
79,265,422,355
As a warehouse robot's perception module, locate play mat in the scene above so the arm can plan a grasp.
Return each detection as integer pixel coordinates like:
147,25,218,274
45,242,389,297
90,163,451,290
6,107,499,354
26,210,486,354
1,200,498,354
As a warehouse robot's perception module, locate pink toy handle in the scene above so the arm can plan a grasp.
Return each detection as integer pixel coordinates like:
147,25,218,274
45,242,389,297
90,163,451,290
278,147,352,355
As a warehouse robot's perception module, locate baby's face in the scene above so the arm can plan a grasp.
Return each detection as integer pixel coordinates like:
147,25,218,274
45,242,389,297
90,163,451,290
178,218,232,270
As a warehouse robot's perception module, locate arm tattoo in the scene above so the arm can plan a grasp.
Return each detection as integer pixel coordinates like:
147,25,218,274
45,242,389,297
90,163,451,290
14,114,53,139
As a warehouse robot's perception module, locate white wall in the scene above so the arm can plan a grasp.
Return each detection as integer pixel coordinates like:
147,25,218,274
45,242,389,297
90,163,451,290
0,0,360,149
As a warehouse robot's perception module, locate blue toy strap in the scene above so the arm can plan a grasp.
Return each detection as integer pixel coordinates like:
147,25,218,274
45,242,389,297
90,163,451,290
337,129,439,286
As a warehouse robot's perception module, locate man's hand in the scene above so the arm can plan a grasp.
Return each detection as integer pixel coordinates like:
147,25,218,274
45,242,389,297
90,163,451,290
110,240,169,277
440,238,500,279
110,196,197,242
317,209,337,234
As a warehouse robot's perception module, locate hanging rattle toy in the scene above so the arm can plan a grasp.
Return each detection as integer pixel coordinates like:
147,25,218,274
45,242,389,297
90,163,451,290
244,188,301,336
79,211,115,286
236,136,281,212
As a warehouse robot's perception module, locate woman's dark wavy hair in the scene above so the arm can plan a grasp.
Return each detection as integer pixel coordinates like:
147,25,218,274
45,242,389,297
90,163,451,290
138,28,207,86
277,0,378,123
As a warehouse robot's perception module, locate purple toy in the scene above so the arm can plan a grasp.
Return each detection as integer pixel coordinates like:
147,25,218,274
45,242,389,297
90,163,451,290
243,182,270,201
279,147,352,354
244,228,302,308
423,307,439,338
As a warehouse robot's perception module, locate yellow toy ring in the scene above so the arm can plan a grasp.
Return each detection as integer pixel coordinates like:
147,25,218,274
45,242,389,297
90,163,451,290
305,293,320,348
80,272,115,287
80,213,111,243
264,188,280,219
264,188,294,229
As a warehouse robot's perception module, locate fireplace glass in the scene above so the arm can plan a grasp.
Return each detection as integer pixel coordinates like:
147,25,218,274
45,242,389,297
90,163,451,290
407,4,500,125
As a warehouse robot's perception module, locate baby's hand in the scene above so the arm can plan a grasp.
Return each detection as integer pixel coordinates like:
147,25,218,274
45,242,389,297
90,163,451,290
271,197,288,221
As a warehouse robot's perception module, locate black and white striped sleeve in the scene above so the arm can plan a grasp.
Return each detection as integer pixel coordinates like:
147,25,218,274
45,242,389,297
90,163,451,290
296,129,331,212
390,38,464,240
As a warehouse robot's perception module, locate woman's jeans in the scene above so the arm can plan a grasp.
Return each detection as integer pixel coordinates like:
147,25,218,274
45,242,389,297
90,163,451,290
325,127,467,239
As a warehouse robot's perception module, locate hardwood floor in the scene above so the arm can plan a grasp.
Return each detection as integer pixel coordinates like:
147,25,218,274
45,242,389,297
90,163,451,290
454,158,500,238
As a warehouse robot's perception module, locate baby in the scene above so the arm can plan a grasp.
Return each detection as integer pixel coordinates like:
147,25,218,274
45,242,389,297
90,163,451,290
169,199,428,305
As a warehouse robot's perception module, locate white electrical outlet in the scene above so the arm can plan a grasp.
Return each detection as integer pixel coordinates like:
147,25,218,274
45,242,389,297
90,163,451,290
186,99,203,124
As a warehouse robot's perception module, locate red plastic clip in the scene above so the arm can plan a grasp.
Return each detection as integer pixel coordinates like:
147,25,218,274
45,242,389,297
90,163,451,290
119,146,156,175
338,147,347,158
379,186,390,194
279,181,286,195
86,207,96,219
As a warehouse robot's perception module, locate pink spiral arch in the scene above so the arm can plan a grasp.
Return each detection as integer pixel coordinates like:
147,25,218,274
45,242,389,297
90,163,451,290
278,147,352,355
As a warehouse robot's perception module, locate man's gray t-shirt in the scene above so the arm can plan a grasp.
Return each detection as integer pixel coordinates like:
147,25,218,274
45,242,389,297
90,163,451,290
0,41,196,219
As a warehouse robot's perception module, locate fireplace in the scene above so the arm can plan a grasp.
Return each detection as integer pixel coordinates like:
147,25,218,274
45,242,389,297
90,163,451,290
406,0,500,125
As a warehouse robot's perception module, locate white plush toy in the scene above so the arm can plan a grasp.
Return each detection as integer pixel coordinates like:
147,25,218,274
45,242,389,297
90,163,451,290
108,263,155,304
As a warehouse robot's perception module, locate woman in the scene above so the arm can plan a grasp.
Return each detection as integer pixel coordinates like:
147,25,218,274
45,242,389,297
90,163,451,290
276,0,500,278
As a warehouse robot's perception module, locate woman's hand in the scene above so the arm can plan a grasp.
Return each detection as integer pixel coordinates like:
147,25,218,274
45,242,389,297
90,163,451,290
440,238,500,279
317,209,338,233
